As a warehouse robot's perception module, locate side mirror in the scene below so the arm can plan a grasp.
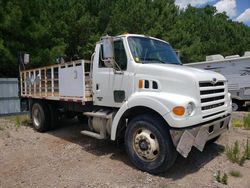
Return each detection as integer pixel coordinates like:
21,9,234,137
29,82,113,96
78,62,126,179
23,53,30,64
175,49,180,58
101,35,115,68
18,52,30,71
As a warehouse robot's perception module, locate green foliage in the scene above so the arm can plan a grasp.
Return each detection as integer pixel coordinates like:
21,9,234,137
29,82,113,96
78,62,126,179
8,115,30,128
226,141,246,166
215,170,221,182
221,173,228,185
232,118,243,128
229,170,242,177
244,139,250,160
215,171,228,185
0,0,250,77
226,140,250,166
243,113,250,130
226,141,241,164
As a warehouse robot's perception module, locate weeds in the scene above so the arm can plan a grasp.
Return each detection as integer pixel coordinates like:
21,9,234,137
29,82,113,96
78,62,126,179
232,118,243,128
22,118,32,127
225,141,243,165
215,170,221,182
215,171,228,185
226,139,250,166
8,115,31,128
229,170,242,177
15,116,21,127
221,173,228,185
243,139,250,160
243,113,250,130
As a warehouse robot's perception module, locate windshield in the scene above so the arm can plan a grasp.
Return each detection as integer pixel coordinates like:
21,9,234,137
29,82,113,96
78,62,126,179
127,36,181,65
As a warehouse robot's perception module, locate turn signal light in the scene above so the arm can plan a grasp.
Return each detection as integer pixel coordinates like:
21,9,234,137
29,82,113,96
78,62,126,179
138,80,143,89
173,106,185,116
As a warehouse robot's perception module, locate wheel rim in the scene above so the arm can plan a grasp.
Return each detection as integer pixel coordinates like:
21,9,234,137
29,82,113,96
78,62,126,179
133,128,159,161
33,107,41,128
232,103,238,111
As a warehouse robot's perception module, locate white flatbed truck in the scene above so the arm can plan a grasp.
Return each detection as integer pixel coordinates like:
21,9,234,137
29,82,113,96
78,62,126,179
20,34,232,174
186,52,250,111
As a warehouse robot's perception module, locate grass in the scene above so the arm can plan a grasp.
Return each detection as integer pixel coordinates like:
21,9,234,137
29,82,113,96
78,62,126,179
215,170,221,182
232,118,243,128
221,173,228,185
244,139,250,160
225,141,244,165
226,139,250,166
215,171,228,185
5,115,31,129
229,170,242,177
243,113,250,130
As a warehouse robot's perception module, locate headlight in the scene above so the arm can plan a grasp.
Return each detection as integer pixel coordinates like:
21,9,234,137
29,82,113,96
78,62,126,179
186,102,195,116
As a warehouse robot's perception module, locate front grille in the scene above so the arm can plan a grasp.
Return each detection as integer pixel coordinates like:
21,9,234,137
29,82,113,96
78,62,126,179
199,82,224,87
201,96,224,103
200,89,224,95
199,81,226,118
202,102,224,111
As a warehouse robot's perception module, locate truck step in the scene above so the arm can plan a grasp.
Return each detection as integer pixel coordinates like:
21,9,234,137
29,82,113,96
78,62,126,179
84,111,112,119
80,130,106,139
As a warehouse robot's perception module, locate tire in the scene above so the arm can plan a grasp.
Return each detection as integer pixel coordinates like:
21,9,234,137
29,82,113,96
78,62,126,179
232,100,244,111
31,102,50,132
125,114,177,174
47,102,60,129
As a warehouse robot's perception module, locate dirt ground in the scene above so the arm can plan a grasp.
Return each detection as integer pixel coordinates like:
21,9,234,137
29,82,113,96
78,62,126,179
0,112,250,188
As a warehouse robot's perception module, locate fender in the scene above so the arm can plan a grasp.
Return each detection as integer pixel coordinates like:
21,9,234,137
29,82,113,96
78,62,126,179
110,92,176,140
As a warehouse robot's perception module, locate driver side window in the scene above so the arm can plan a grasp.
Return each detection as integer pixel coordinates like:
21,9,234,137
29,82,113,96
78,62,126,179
99,40,127,70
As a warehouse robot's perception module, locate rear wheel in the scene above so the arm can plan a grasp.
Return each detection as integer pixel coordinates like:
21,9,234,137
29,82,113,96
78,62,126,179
125,114,177,174
232,99,244,111
31,102,50,132
47,102,60,129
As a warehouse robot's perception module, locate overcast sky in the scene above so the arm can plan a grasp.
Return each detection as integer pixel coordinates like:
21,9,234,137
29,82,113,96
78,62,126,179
175,0,250,26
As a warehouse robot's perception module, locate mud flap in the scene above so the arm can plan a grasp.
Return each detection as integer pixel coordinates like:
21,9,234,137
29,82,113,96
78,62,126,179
176,128,209,158
176,131,195,158
194,127,209,152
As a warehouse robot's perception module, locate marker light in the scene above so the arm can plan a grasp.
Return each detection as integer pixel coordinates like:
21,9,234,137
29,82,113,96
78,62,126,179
138,80,143,89
173,106,185,116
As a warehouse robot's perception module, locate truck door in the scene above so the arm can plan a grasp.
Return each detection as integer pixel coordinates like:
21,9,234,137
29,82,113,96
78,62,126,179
92,39,133,107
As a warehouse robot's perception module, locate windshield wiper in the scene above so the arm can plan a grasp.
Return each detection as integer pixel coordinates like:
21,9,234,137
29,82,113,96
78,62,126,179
141,58,166,64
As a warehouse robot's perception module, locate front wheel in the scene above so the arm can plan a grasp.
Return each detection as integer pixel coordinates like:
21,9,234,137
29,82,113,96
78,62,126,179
125,114,177,174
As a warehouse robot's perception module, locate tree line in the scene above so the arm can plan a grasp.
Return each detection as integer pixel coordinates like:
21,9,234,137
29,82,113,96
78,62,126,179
0,0,250,77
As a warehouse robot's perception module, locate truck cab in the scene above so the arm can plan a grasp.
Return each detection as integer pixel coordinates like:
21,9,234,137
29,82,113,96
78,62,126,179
20,34,232,174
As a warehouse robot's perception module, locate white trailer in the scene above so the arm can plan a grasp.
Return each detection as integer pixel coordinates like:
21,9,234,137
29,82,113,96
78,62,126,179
20,34,232,174
185,52,250,111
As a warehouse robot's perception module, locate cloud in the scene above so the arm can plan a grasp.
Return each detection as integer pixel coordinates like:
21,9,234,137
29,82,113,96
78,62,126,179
214,0,237,18
236,8,250,23
175,0,216,9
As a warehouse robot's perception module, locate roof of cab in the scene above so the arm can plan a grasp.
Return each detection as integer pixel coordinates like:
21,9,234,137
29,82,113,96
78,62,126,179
115,33,169,44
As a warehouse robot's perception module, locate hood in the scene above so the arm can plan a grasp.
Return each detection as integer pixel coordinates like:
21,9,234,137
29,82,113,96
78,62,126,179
136,63,226,82
135,63,227,100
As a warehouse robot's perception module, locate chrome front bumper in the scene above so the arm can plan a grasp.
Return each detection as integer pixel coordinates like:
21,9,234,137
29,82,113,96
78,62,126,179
170,114,231,158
